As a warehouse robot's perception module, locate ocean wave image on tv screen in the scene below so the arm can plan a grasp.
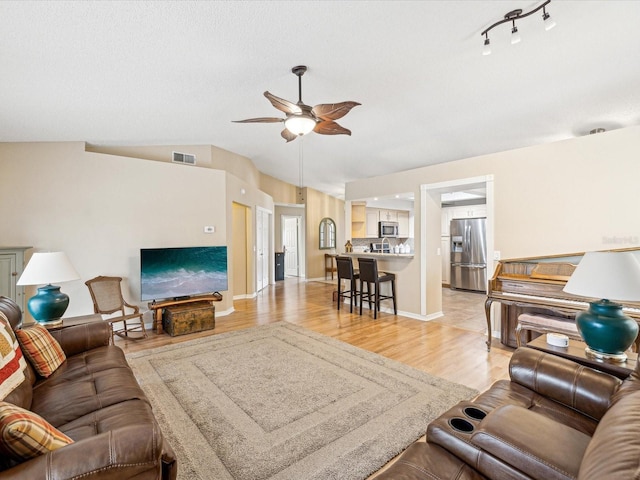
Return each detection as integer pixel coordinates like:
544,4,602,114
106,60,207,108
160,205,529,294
141,246,228,300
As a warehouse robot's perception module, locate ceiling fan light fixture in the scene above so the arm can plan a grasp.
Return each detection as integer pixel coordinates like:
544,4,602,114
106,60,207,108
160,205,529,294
284,114,317,136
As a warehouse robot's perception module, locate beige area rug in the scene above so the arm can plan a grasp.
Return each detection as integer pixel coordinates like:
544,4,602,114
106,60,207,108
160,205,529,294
126,322,477,480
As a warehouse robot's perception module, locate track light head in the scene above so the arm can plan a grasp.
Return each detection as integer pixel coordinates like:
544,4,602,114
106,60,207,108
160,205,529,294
482,36,491,56
511,24,522,44
542,7,556,31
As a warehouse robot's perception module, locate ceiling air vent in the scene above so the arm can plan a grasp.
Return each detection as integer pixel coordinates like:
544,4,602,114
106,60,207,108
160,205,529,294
172,151,196,166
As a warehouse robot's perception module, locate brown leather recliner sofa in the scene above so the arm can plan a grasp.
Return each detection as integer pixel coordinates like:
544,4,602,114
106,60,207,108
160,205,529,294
374,346,640,479
0,296,177,479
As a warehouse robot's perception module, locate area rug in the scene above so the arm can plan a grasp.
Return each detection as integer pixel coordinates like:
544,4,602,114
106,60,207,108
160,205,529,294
126,322,477,480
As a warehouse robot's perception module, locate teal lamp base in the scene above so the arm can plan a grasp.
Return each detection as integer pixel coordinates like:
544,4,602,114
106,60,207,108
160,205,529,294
27,284,69,326
576,300,639,363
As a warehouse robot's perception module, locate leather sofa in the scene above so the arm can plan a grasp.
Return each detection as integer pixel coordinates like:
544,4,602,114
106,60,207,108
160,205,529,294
374,346,640,479
0,296,177,479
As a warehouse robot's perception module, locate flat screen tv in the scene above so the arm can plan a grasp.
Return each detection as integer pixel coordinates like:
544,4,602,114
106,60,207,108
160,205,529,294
140,246,228,301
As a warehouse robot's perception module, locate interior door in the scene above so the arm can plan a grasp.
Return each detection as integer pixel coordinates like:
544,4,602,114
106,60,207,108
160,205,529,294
282,215,301,277
256,208,270,292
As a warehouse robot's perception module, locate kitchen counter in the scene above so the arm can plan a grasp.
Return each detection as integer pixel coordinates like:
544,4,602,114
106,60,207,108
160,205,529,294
342,252,414,258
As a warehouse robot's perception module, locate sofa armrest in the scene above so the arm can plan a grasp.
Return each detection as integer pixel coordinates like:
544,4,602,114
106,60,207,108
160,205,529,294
372,442,488,480
48,322,111,357
509,348,622,420
471,405,590,480
0,423,163,479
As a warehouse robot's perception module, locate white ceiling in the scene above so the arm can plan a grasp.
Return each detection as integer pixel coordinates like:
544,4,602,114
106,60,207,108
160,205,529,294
1,1,639,199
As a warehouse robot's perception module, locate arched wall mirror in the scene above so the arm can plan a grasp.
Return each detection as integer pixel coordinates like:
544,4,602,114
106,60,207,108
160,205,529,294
319,217,336,250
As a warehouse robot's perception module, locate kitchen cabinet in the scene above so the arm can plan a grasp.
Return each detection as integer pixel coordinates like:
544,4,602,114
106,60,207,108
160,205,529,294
442,205,486,235
366,209,379,238
398,211,410,237
351,203,366,239
352,203,366,222
0,247,31,313
378,209,398,222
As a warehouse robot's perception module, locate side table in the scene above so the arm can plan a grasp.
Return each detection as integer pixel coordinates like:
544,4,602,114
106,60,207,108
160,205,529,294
527,335,636,380
45,313,103,330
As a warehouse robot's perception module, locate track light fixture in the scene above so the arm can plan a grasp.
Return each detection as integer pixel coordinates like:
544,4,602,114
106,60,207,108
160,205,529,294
481,0,554,55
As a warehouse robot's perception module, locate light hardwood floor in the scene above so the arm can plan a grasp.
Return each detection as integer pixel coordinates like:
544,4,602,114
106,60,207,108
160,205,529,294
117,277,513,392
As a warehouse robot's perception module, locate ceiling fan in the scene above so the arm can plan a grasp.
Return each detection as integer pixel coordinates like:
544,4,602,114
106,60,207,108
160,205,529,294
233,65,360,142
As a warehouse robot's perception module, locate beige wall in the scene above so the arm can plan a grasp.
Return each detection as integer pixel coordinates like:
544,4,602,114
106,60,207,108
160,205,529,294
0,141,275,322
346,126,640,318
304,187,345,279
259,173,300,205
87,144,261,186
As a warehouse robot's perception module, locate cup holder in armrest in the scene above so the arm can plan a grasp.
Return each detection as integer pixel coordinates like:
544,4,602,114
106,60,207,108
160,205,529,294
449,417,474,433
463,407,487,421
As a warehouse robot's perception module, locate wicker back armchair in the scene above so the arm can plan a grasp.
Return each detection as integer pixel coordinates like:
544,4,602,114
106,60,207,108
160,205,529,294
85,276,147,343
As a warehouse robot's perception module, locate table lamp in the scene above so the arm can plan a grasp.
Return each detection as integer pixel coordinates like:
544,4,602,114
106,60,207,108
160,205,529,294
16,252,81,326
563,251,640,362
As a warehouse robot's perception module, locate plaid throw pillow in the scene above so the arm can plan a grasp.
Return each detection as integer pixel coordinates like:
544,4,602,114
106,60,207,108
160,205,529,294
0,312,27,400
0,401,73,461
15,325,66,378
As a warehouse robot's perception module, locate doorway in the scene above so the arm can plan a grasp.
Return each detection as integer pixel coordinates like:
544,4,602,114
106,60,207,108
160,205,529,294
282,215,302,277
256,207,271,292
420,175,494,318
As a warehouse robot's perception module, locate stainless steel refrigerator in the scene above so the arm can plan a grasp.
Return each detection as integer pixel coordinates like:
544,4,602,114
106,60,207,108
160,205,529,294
450,217,487,292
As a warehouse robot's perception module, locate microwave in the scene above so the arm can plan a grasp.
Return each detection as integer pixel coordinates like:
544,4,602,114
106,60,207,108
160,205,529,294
378,221,399,238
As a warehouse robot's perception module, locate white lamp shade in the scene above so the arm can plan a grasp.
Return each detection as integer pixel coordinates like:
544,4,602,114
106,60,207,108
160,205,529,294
284,114,316,136
17,252,81,286
563,251,640,302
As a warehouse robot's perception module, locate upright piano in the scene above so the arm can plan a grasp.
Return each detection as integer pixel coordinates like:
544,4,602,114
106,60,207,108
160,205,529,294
485,248,640,350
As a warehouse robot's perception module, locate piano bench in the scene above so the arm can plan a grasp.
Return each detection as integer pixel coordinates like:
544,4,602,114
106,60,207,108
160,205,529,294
516,313,581,347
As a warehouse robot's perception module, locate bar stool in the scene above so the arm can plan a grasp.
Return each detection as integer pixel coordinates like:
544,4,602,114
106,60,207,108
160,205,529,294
357,257,397,319
336,256,359,313
325,253,337,280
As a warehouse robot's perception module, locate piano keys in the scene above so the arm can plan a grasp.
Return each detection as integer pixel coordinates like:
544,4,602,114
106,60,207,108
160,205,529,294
485,248,640,351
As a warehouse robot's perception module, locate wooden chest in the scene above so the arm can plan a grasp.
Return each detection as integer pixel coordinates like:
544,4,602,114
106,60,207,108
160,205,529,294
163,301,215,337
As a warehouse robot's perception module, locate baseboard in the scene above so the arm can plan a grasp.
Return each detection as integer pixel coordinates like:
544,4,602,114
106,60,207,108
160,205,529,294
233,293,256,300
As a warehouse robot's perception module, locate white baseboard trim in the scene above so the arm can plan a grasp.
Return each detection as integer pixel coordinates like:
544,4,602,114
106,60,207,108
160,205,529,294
233,293,256,300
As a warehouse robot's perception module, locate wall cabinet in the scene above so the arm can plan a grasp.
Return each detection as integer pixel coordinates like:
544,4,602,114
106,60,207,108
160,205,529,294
352,203,366,222
365,209,379,238
0,247,31,313
351,203,366,239
353,206,413,239
441,205,486,235
378,209,398,222
397,211,410,237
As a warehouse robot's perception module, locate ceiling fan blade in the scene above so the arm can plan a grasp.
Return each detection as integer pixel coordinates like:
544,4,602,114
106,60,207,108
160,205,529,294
281,128,298,143
314,120,351,136
312,101,360,121
232,117,284,123
264,91,302,115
